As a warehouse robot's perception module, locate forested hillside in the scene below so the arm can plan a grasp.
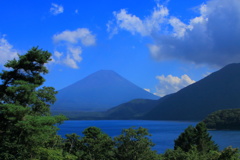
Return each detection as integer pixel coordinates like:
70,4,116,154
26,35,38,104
105,99,159,119
203,109,240,130
144,63,240,120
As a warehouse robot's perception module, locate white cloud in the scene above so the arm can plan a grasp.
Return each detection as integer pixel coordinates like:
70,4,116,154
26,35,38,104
54,50,63,59
148,44,161,58
108,4,168,37
63,55,79,69
50,3,64,15
75,9,79,14
52,28,95,69
109,0,240,67
53,48,82,68
106,20,119,39
53,28,96,46
0,35,18,65
154,74,195,97
114,9,146,36
68,46,82,62
150,0,240,67
169,17,188,38
144,88,151,92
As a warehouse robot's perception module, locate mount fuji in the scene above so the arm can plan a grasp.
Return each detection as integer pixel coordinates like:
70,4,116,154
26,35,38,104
51,70,159,112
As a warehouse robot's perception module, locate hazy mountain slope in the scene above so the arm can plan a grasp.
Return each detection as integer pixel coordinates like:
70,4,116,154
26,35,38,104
52,96,172,120
144,63,240,120
52,99,159,120
104,99,159,119
51,70,159,112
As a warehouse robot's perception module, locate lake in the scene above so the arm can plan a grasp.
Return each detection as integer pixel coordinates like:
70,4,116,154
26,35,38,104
58,120,240,153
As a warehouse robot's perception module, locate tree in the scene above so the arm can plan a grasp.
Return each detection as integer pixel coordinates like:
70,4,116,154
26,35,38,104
162,146,220,160
174,122,218,153
63,133,81,155
0,47,66,159
114,127,159,160
218,147,240,160
78,127,115,160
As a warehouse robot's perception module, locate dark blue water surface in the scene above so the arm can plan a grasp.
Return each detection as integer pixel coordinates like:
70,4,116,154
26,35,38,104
58,120,240,153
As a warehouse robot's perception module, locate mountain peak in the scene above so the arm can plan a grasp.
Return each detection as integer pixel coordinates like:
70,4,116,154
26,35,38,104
84,70,123,81
219,63,240,74
223,63,240,68
52,70,159,112
94,69,117,74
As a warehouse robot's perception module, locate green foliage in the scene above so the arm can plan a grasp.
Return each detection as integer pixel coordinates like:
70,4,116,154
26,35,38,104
161,146,220,160
203,109,240,130
62,127,159,160
218,147,240,160
34,148,64,160
63,133,81,156
79,127,115,160
161,146,240,160
174,122,218,153
62,127,115,160
0,47,67,160
114,127,159,160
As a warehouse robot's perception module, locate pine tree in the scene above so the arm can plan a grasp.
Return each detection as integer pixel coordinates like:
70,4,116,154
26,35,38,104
174,122,218,153
0,47,66,159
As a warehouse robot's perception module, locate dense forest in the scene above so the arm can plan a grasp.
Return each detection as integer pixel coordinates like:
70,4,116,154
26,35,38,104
0,48,239,159
203,109,240,130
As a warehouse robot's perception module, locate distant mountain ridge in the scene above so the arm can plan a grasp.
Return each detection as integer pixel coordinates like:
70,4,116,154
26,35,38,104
51,70,159,112
52,63,240,121
144,63,240,120
105,99,159,119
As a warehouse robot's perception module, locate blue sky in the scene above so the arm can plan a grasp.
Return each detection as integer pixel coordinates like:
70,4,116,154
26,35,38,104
0,0,239,97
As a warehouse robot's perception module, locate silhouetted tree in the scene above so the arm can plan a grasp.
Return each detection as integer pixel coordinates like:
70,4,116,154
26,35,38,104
0,47,66,159
174,122,218,153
